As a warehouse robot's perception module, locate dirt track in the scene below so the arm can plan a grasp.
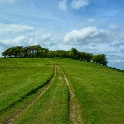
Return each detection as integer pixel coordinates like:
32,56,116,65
58,66,83,124
4,65,57,124
2,64,83,124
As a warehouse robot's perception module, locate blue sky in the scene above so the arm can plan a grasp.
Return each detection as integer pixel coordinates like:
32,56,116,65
0,0,124,69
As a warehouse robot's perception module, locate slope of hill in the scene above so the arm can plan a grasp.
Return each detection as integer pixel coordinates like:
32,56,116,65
55,59,124,123
0,58,124,124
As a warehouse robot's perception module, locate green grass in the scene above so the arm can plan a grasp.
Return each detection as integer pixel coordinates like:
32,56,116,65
16,66,69,124
0,58,124,124
55,58,124,124
0,58,53,112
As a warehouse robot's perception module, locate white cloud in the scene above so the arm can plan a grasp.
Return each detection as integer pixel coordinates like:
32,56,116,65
40,33,53,42
0,23,35,51
0,34,52,52
63,26,124,69
39,33,58,47
64,26,124,45
0,0,16,3
0,36,27,47
0,23,33,35
58,0,67,11
71,0,90,9
0,23,54,50
64,26,106,44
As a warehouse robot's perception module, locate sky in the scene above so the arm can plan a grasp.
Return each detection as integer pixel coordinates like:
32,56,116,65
0,0,124,69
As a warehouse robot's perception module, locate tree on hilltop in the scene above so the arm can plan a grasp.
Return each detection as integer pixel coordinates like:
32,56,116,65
92,54,108,66
2,45,108,66
69,48,79,59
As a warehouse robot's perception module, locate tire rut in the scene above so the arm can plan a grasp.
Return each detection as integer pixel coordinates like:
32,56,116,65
2,64,83,124
58,66,83,124
4,65,57,124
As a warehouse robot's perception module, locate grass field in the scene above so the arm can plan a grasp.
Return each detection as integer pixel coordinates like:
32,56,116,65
0,58,53,111
16,65,69,124
0,58,124,124
55,59,124,124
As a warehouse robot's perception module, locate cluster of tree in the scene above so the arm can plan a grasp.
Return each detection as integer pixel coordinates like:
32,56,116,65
2,45,49,58
2,45,108,66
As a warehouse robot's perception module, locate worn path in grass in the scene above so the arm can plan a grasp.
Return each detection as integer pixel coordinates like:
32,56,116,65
1,63,83,124
58,66,83,124
3,65,57,124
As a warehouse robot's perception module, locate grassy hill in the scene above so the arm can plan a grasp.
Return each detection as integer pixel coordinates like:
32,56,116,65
0,58,53,111
0,58,124,124
55,59,124,123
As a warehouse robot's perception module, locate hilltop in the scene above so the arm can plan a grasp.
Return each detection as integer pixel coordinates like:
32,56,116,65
2,45,107,66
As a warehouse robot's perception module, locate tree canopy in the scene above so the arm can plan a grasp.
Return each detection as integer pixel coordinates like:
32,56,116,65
2,45,108,66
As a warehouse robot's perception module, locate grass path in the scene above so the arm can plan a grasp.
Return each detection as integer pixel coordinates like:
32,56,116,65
58,66,83,124
55,59,124,123
8,65,83,124
1,65,56,124
16,64,69,124
1,60,84,124
1,58,124,123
